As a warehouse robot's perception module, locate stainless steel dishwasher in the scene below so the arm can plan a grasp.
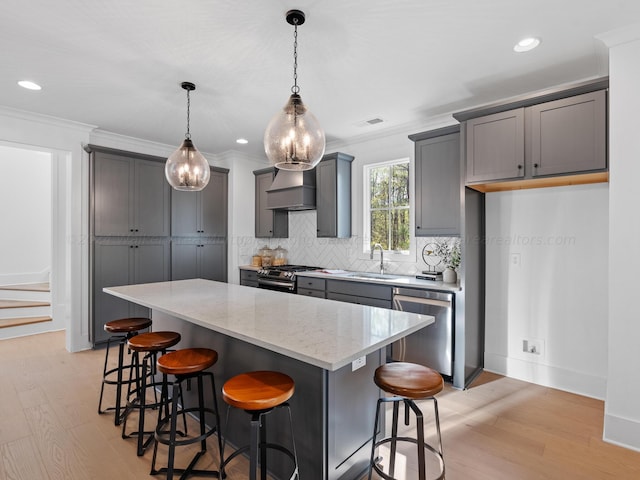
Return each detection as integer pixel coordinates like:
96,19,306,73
390,287,454,378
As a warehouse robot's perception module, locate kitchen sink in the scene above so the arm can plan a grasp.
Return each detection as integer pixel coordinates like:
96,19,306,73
346,272,401,281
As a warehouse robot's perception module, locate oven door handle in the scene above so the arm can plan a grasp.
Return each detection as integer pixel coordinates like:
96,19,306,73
257,278,295,290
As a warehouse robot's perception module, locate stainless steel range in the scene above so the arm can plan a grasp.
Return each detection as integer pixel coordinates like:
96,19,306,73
257,265,322,293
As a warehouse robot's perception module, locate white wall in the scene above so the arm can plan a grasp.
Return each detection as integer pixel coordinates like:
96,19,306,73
0,145,51,282
0,107,94,351
484,184,609,399
599,25,640,452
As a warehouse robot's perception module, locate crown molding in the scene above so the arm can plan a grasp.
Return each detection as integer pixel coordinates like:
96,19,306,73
596,22,640,48
0,105,95,133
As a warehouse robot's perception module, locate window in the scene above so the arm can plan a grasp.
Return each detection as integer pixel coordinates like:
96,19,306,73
364,159,410,253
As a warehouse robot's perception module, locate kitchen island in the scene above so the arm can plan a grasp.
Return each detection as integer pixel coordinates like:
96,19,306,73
104,279,434,480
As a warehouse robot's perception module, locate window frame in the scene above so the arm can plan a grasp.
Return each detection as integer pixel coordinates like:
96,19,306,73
362,157,415,262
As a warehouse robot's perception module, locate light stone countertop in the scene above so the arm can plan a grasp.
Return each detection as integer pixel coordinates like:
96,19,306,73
239,265,461,292
104,278,434,371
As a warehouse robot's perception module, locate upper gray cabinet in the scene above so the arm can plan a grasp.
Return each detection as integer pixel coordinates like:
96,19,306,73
171,168,229,237
456,82,608,187
254,167,288,238
465,109,525,183
527,91,607,177
410,127,461,236
94,152,170,236
316,152,354,238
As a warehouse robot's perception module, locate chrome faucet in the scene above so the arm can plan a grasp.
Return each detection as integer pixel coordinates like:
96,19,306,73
370,243,384,274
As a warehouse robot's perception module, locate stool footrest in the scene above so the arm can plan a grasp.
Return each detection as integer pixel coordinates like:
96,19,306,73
155,406,219,447
150,449,221,478
371,436,444,480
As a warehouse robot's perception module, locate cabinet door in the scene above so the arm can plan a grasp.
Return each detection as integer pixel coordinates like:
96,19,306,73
528,90,607,177
200,242,227,282
94,153,133,236
316,159,338,237
93,242,133,343
171,190,200,236
201,170,228,237
171,243,199,281
466,108,525,182
415,133,460,236
132,242,169,317
134,160,170,236
255,171,288,238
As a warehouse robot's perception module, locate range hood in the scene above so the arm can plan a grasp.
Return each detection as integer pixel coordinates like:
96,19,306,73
266,169,316,211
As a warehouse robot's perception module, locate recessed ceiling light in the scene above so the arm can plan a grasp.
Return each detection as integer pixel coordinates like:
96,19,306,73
514,37,541,52
18,80,42,90
236,138,248,144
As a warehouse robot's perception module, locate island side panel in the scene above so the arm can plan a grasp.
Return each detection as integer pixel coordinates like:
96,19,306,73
152,310,385,480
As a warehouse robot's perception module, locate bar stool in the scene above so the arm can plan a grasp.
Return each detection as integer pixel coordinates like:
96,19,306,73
98,317,152,426
122,331,182,456
368,362,445,480
220,370,299,480
151,348,224,480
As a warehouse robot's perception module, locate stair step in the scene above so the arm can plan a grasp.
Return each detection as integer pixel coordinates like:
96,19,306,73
0,316,52,329
0,300,50,309
0,282,50,292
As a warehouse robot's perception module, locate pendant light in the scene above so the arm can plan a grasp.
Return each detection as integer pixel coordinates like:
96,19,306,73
165,81,210,191
264,9,325,171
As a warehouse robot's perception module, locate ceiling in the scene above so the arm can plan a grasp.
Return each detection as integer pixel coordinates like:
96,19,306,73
2,0,639,159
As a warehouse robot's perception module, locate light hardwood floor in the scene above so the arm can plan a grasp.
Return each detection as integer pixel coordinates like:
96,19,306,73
0,331,639,479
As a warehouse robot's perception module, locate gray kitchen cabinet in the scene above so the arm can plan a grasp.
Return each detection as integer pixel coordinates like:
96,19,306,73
254,167,288,238
93,240,170,343
465,108,525,183
94,151,170,236
316,152,354,238
171,168,229,236
297,277,326,298
240,269,258,287
326,279,392,309
527,90,607,177
410,127,461,236
171,241,227,282
460,86,607,186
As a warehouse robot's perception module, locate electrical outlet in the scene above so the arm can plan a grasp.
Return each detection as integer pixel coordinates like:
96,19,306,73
511,253,521,267
522,338,544,356
352,356,366,372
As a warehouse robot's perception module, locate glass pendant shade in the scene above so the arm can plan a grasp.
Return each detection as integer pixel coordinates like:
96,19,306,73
165,138,210,191
264,93,325,171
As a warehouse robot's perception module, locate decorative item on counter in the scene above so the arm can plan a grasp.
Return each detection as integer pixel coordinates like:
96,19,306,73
419,242,443,280
435,239,461,284
259,246,274,267
273,245,288,266
251,254,262,267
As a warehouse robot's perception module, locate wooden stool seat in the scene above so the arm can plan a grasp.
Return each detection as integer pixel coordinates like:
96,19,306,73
222,371,295,411
374,362,444,399
156,348,217,376
127,331,181,352
104,317,152,334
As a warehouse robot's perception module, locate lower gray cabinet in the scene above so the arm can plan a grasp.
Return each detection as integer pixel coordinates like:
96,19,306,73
93,240,170,343
240,269,258,287
172,241,227,282
326,279,392,309
297,277,326,298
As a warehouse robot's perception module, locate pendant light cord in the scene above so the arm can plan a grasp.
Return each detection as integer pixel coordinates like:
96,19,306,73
291,19,300,94
185,88,191,140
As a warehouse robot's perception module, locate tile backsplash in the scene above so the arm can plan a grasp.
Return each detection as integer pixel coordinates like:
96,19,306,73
237,210,459,275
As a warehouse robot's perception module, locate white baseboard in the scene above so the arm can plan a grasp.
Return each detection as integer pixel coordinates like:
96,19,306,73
604,414,640,452
484,352,607,400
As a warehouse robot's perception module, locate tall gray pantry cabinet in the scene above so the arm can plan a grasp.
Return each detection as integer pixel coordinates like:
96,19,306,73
90,146,228,344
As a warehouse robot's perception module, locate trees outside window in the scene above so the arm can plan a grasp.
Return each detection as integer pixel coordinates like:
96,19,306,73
365,159,410,253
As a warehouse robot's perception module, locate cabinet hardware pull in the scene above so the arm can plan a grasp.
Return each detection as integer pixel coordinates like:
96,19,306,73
517,164,523,169
534,163,539,168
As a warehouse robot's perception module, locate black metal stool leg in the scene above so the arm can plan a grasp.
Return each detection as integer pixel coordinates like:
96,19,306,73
249,412,260,480
389,400,400,477
414,402,426,480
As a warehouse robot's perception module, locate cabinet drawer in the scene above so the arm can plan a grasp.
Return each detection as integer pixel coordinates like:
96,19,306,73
327,292,391,309
297,277,326,291
326,280,392,300
240,269,258,283
298,288,326,299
